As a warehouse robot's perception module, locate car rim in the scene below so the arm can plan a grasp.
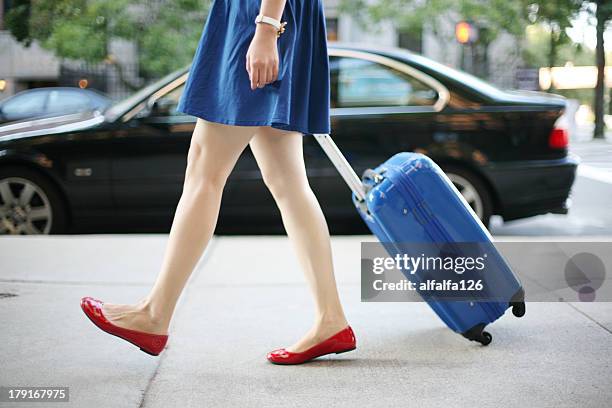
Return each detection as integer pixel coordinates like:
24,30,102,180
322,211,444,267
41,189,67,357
0,177,53,235
446,173,484,220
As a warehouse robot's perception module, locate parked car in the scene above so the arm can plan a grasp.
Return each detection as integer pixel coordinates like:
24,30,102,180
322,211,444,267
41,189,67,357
0,87,112,124
0,42,578,235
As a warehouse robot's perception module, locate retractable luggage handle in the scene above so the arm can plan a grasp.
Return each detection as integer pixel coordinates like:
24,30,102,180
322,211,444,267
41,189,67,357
313,133,367,202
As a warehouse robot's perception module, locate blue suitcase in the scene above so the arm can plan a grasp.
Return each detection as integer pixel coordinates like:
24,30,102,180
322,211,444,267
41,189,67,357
314,134,525,345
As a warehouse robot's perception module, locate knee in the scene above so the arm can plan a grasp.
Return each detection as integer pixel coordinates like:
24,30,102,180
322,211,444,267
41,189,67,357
261,171,308,201
184,143,228,193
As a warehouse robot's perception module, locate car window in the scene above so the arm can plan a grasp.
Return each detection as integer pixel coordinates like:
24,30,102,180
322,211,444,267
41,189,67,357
330,56,439,108
150,84,185,117
1,91,47,117
105,67,189,122
46,90,90,114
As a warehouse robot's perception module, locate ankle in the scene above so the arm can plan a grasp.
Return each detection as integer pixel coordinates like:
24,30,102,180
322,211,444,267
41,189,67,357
315,312,348,329
138,299,166,327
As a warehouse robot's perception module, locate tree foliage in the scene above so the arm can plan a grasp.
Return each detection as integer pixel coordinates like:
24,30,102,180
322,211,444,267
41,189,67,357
591,0,612,138
5,0,211,78
338,0,525,43
3,0,31,44
337,0,526,79
521,0,584,69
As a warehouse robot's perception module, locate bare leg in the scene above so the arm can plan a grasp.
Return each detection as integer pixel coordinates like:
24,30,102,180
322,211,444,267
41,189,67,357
249,127,349,353
101,119,256,334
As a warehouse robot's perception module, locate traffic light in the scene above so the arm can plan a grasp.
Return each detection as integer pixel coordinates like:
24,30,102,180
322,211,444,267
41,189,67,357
456,21,478,44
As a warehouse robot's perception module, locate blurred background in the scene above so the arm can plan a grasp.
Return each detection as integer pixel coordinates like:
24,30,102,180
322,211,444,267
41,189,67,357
0,0,611,236
2,0,610,137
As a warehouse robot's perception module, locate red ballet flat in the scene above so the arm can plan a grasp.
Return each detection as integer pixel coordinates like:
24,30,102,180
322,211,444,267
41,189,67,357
267,325,356,365
80,296,168,356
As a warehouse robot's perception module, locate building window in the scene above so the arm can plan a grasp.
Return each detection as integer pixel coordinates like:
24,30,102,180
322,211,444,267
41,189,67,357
326,17,338,42
398,28,423,54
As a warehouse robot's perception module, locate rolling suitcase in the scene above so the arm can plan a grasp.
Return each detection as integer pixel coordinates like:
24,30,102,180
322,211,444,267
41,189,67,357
313,133,525,345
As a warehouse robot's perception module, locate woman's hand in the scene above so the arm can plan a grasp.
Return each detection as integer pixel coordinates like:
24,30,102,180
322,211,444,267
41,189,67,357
246,23,279,90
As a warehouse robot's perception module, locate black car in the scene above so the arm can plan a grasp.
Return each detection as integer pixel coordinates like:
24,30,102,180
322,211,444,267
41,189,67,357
0,43,578,235
0,87,112,125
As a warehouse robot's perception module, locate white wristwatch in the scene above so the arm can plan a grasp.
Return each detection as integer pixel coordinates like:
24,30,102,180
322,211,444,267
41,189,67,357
254,14,287,37
255,14,281,30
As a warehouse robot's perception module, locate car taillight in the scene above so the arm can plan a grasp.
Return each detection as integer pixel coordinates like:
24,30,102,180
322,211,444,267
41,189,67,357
549,127,569,149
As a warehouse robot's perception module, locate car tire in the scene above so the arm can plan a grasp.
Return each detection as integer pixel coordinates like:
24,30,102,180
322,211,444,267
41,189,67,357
439,164,493,228
0,165,68,235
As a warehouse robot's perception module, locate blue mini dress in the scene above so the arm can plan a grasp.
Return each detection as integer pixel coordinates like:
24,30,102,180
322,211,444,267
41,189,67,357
175,0,331,135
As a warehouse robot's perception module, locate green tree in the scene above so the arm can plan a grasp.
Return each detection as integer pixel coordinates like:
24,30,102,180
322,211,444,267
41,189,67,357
521,0,583,75
591,0,612,139
338,0,526,78
3,0,31,44
523,23,596,67
5,0,210,85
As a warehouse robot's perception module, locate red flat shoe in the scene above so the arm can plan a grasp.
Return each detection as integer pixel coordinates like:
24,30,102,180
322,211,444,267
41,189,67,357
267,325,356,365
80,296,168,356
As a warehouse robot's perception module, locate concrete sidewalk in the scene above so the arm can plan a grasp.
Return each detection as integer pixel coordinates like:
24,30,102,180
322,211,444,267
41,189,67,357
0,235,610,408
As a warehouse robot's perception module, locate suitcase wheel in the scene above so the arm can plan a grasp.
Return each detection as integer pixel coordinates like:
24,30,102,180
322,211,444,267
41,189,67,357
511,302,526,318
479,331,493,346
462,323,493,346
510,288,526,318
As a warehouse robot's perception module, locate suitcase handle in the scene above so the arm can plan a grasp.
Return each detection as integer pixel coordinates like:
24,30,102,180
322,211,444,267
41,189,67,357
313,133,367,202
361,168,387,197
362,168,385,184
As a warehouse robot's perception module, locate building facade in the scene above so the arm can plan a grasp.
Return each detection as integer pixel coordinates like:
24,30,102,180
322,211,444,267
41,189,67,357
0,0,61,99
0,0,139,102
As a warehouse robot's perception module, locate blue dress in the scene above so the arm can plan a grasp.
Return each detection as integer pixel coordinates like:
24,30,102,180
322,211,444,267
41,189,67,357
175,0,331,135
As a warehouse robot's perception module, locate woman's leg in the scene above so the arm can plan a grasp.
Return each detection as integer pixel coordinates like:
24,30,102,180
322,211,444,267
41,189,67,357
249,126,349,352
101,119,257,334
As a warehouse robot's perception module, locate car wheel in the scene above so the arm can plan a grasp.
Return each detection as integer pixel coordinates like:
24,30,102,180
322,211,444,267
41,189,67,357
0,166,68,235
440,165,493,227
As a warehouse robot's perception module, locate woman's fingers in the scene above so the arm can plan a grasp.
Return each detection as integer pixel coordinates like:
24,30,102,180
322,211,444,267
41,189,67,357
247,57,279,89
251,64,260,90
264,64,272,85
262,58,278,85
250,58,260,90
272,58,279,82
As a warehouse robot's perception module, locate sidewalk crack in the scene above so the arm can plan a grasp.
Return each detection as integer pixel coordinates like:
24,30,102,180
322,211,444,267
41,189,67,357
138,238,217,408
565,302,612,335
